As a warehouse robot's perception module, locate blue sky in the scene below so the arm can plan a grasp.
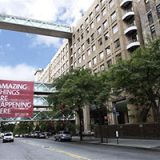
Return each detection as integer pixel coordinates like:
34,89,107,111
0,0,94,81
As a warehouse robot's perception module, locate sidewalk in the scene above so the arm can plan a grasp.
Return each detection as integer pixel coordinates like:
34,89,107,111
71,136,160,151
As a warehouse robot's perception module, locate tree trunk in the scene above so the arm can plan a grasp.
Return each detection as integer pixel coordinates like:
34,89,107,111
77,106,83,141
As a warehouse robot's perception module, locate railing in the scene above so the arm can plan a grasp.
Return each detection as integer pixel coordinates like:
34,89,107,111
0,14,72,33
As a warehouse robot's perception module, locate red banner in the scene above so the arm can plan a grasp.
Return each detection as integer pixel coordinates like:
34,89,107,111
0,80,34,118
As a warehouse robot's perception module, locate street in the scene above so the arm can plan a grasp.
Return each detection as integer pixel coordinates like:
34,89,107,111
0,138,160,160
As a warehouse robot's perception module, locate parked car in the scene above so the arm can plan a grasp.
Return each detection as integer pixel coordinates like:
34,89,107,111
3,132,14,143
54,131,72,141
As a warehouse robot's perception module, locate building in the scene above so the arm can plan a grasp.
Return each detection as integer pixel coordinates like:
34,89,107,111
138,0,160,41
35,0,160,133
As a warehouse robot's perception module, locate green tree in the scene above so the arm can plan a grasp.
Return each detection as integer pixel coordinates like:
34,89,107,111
48,68,106,140
110,38,160,122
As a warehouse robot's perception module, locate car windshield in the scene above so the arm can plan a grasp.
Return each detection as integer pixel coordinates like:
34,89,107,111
4,133,12,136
63,131,70,134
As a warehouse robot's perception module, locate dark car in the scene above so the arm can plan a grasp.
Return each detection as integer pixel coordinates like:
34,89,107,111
54,131,72,141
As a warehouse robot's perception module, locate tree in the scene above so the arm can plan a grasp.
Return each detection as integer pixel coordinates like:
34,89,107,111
110,38,160,122
48,68,104,140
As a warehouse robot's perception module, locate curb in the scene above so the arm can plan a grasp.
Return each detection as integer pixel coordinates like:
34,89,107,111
71,139,160,152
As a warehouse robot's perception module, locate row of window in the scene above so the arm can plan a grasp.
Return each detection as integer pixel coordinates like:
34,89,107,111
72,38,120,66
83,0,115,26
74,52,121,72
73,23,119,52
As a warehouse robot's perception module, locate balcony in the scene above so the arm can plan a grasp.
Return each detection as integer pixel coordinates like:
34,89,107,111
120,0,133,8
127,39,140,51
122,10,134,21
124,25,137,35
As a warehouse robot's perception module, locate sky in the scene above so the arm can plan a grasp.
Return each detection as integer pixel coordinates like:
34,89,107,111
0,0,94,81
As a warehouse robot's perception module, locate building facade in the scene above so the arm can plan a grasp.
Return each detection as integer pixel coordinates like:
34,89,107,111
138,0,160,41
35,0,160,133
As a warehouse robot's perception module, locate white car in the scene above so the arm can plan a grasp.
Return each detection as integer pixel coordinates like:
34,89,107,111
54,131,72,141
3,132,14,143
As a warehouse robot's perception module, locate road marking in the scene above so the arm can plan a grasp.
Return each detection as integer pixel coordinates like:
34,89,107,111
21,140,90,160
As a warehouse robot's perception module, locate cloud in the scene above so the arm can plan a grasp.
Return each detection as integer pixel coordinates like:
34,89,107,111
31,35,63,49
0,64,36,81
0,0,94,46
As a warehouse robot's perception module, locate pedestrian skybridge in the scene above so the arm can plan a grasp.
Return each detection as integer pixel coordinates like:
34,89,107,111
0,14,72,39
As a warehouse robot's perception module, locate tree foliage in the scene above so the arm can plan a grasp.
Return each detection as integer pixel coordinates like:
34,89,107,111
48,68,111,140
109,38,160,122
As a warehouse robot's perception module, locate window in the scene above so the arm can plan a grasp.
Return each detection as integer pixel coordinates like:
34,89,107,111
93,57,97,65
90,12,93,20
98,38,103,46
86,27,89,34
85,18,89,24
114,39,120,49
101,0,106,5
102,8,107,16
103,20,108,29
78,57,82,64
86,38,90,44
109,0,114,8
81,33,84,40
88,61,92,68
97,26,102,35
99,51,104,60
78,48,80,54
96,15,101,22
116,53,122,61
80,24,84,30
77,37,80,42
150,25,156,39
144,0,150,12
147,12,154,24
105,46,111,55
100,64,105,71
92,44,96,51
87,49,91,56
111,11,116,22
104,32,109,40
82,54,85,60
112,24,118,34
107,59,112,68
91,33,94,41
91,22,94,29
95,5,99,12
156,4,160,18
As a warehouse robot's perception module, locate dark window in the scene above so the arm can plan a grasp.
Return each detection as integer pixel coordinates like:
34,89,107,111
86,38,90,44
98,38,103,46
147,12,154,24
107,59,112,68
156,4,160,18
104,32,109,41
81,33,84,40
91,33,94,41
114,39,120,49
150,25,156,39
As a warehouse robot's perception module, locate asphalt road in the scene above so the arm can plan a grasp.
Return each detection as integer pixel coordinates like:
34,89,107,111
0,138,160,160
